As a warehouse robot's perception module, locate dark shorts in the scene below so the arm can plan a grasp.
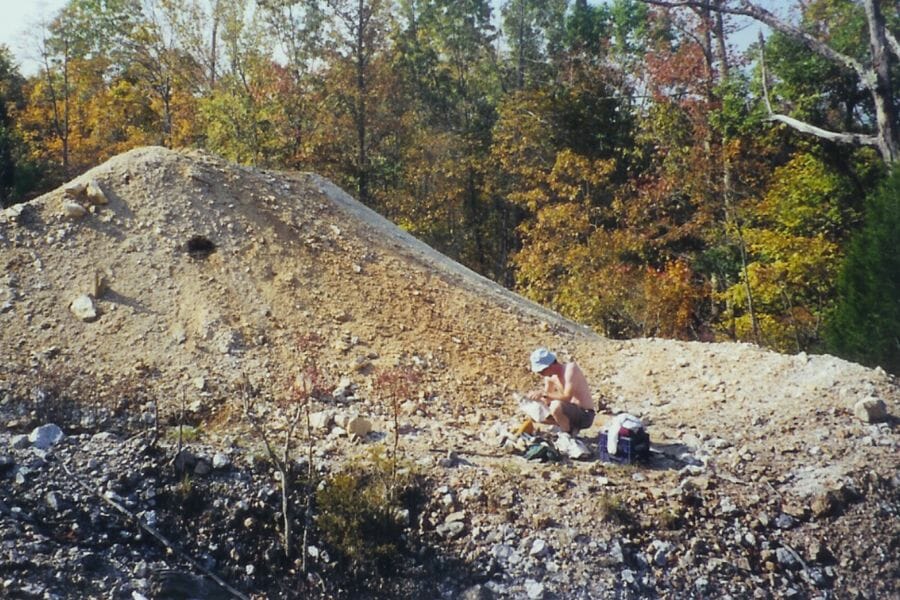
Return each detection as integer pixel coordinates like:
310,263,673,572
561,404,595,430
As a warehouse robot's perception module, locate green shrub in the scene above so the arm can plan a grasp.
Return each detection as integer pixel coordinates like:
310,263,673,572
597,493,633,525
315,454,417,575
827,168,900,374
315,464,408,576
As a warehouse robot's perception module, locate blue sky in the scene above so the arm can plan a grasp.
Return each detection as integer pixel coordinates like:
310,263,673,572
0,0,68,74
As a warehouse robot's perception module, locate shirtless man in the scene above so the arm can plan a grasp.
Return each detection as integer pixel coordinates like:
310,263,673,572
527,348,595,433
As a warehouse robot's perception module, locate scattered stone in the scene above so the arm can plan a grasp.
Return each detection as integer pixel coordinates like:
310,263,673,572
707,437,732,450
460,485,485,504
173,449,197,473
0,454,14,474
460,584,493,600
782,503,808,520
808,541,835,564
436,521,466,540
309,410,334,430
70,294,98,322
524,580,544,599
45,491,67,511
64,181,88,198
29,424,64,450
650,540,674,567
85,179,108,205
171,324,187,344
775,513,797,530
345,415,371,439
776,547,801,570
529,538,549,558
62,201,88,219
212,453,231,469
445,510,466,523
854,397,888,423
719,496,739,516
10,434,30,450
678,465,705,478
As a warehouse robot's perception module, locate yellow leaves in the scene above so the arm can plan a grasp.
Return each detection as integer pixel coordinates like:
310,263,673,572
716,226,841,351
760,153,851,237
546,150,615,205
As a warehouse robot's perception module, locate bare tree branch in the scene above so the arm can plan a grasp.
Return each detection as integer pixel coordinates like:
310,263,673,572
645,0,898,162
643,0,870,85
758,29,880,150
766,113,881,147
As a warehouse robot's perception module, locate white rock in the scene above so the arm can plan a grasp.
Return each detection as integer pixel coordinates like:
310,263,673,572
491,543,513,561
29,424,64,450
333,377,355,398
64,182,88,197
707,437,732,450
524,580,545,599
854,397,888,423
529,538,549,558
212,453,231,469
309,410,334,430
719,496,739,516
85,179,108,204
436,521,465,539
460,485,485,504
62,201,87,219
2,204,25,223
346,415,371,438
650,540,674,566
445,510,466,523
70,294,98,322
171,324,187,344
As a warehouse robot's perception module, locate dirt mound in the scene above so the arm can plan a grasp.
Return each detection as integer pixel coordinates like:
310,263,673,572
1,146,591,410
1,147,898,598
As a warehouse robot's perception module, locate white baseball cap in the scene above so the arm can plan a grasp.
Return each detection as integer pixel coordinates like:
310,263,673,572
530,348,556,372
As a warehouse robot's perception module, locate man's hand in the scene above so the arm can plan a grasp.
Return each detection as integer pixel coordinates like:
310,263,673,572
526,389,543,401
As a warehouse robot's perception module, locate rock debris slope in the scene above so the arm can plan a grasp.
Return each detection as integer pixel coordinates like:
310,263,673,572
1,146,897,599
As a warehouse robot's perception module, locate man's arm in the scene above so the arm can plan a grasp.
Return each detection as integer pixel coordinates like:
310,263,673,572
542,365,575,402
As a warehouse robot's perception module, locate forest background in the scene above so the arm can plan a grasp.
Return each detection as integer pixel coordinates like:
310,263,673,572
1,0,898,374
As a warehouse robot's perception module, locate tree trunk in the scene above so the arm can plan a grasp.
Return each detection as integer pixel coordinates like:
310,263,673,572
356,0,369,204
863,0,898,162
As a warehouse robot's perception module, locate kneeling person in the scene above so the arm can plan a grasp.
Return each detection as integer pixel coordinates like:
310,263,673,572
527,348,595,434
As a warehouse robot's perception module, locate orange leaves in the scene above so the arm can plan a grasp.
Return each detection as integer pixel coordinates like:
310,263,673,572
641,259,707,339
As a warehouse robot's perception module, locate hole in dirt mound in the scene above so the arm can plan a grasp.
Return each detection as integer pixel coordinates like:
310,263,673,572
186,236,216,259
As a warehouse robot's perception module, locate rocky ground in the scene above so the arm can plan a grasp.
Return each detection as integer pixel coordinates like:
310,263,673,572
1,147,898,599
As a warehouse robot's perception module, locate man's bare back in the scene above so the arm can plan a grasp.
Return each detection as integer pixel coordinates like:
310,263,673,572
527,348,596,433
543,361,594,411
